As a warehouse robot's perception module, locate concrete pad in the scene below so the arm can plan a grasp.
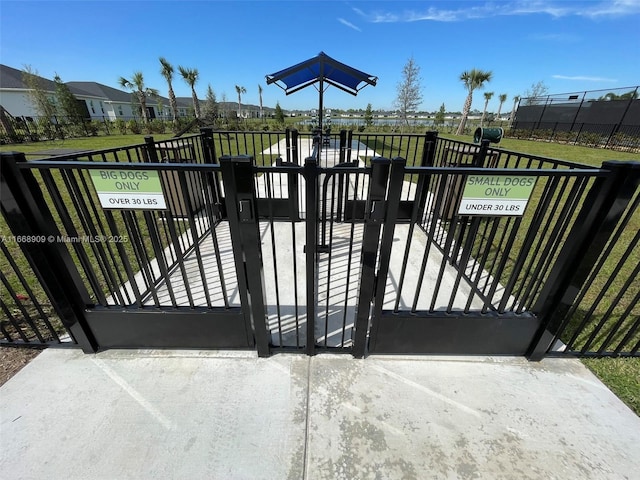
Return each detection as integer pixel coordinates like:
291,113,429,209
0,349,308,480
1,349,639,480
306,355,640,480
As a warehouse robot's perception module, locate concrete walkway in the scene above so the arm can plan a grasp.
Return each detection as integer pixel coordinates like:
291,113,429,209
1,348,639,479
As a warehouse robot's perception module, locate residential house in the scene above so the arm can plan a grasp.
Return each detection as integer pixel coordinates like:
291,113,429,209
0,64,192,121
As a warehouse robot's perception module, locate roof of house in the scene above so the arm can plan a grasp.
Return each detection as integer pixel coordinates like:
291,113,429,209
175,96,196,108
0,64,57,91
65,81,133,102
0,65,110,99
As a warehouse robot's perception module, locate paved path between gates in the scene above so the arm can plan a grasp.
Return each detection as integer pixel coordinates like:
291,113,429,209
1,348,638,479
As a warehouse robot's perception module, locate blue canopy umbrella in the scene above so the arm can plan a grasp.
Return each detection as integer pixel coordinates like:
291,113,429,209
266,51,377,136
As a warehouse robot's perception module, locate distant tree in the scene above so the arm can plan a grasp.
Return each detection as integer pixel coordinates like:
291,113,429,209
220,92,230,122
53,74,83,123
118,72,158,123
364,103,374,127
202,84,218,123
619,89,638,100
434,103,446,127
496,93,508,121
509,95,520,126
159,57,179,122
481,91,494,127
523,81,549,105
274,101,285,125
235,85,246,118
178,66,201,118
258,84,264,120
394,57,423,128
598,89,639,101
456,68,493,135
22,65,57,119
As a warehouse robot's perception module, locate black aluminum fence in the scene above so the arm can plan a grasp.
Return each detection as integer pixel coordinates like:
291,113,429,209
0,114,199,143
1,129,638,358
538,181,640,357
0,240,73,345
511,87,640,152
0,115,115,143
0,133,219,348
509,122,640,151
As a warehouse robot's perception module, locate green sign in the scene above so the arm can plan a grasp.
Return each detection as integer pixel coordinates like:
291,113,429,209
458,175,536,216
90,170,166,209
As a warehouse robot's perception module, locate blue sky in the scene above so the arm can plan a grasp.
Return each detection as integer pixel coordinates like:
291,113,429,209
1,0,639,113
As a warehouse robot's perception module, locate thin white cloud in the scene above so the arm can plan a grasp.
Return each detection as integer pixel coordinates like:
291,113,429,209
353,1,640,23
553,75,618,82
529,33,581,41
338,18,362,32
581,0,640,18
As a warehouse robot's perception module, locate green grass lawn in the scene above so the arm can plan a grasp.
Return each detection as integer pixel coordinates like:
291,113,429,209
0,133,176,155
2,131,638,415
582,357,640,416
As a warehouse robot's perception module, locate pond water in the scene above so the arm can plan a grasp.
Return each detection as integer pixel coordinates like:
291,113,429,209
299,117,442,127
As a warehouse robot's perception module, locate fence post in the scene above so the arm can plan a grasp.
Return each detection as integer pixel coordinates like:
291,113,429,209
0,152,98,353
473,139,490,167
367,157,407,353
421,131,439,167
575,123,585,146
527,161,640,360
353,157,391,358
304,156,319,355
199,127,216,164
290,128,299,164
219,155,270,357
144,135,158,163
339,129,348,164
413,131,439,221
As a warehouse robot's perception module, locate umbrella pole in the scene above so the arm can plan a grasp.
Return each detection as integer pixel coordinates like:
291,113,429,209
318,76,323,157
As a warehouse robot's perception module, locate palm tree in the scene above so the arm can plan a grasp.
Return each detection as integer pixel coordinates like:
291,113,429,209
455,68,493,135
179,66,201,119
496,93,508,122
481,91,494,127
159,57,178,123
258,84,264,121
118,72,158,123
235,85,246,119
509,95,520,127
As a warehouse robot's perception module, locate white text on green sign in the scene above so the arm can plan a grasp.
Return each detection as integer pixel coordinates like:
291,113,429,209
458,175,536,216
90,170,167,210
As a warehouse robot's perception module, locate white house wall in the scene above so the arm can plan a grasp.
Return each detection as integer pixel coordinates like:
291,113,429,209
0,89,46,117
2,88,184,121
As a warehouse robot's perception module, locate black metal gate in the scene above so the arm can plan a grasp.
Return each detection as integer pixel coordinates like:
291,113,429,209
2,130,639,359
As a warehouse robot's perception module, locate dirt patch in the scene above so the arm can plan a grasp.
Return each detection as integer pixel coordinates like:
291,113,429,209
0,346,43,386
